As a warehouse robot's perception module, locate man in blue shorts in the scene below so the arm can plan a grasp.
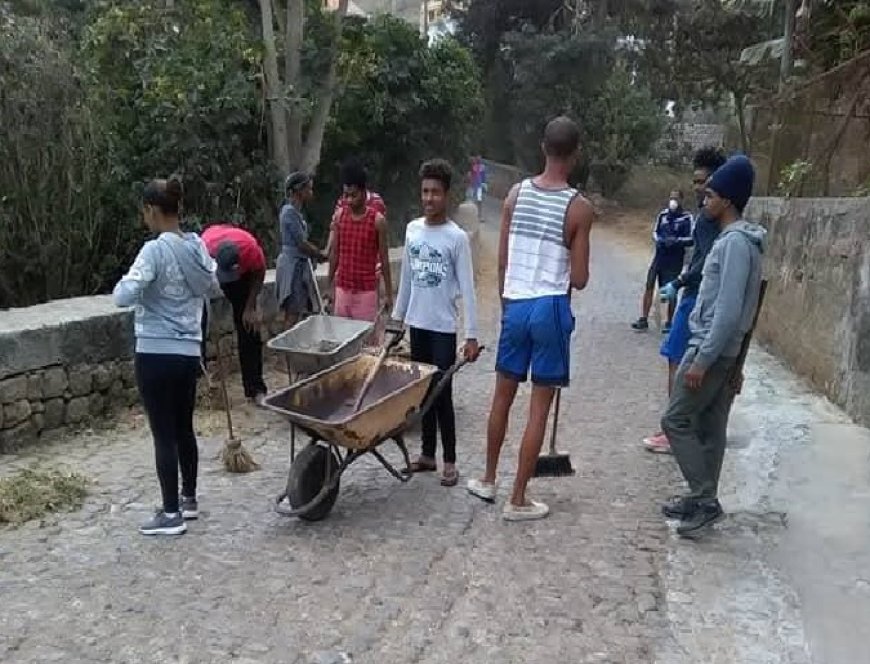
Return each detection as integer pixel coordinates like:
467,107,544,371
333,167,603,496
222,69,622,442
643,147,727,454
467,116,594,521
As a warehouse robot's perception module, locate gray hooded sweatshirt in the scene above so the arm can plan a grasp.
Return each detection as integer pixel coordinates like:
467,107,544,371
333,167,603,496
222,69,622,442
688,220,767,369
113,232,220,356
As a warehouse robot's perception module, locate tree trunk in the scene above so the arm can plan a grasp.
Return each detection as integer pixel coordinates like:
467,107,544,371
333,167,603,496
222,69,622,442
780,0,796,90
734,92,750,154
299,0,349,172
259,0,291,173
286,0,304,167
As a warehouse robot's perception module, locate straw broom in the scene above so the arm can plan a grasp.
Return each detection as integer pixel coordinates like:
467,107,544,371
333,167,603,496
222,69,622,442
215,340,259,473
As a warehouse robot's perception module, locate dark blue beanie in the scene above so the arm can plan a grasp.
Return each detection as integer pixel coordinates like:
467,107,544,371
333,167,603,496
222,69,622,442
708,154,755,212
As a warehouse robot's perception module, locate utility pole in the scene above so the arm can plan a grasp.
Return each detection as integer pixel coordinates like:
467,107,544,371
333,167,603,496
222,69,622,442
780,0,796,90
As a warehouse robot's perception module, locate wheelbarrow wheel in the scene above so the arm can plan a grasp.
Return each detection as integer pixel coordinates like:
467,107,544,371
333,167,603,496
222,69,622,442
286,444,340,521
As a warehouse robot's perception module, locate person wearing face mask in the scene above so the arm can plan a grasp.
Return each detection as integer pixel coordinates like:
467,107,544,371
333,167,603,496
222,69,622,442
631,189,693,334
113,177,221,536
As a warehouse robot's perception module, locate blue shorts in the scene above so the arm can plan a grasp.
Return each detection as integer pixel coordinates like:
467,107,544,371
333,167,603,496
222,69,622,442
660,294,697,363
496,294,574,386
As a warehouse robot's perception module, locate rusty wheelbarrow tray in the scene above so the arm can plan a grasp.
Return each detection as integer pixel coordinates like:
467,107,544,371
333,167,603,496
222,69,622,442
262,351,471,521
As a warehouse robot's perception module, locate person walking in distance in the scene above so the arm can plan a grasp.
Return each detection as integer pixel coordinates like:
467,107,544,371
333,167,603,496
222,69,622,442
392,159,481,487
201,223,268,404
113,177,220,536
329,160,393,323
661,154,765,539
643,147,727,454
467,116,594,521
631,190,693,333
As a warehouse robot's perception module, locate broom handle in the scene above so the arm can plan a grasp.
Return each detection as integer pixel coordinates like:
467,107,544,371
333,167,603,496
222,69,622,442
548,389,561,455
216,343,235,440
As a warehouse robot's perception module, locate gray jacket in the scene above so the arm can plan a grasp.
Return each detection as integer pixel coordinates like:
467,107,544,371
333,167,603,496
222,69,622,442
113,232,219,357
689,220,766,369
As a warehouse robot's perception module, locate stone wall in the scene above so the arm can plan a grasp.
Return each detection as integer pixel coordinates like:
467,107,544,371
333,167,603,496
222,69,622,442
0,215,494,454
0,253,402,453
747,196,870,426
654,122,725,166
747,52,870,196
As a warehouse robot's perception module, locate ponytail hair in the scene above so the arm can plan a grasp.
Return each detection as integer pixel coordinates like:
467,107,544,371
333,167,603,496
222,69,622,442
143,176,183,215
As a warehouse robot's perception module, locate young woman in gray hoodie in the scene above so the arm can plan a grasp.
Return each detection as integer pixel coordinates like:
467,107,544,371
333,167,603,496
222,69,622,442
113,178,220,536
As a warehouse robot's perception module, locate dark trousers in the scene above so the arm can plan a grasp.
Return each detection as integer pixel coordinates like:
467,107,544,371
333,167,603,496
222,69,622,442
410,328,457,464
201,276,267,398
135,353,200,513
661,348,736,500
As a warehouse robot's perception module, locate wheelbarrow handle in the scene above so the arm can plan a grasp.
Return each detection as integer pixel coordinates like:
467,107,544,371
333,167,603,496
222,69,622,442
405,347,485,429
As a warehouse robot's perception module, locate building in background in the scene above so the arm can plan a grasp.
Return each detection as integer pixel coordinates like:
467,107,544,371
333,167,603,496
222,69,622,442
340,1,465,41
323,0,369,17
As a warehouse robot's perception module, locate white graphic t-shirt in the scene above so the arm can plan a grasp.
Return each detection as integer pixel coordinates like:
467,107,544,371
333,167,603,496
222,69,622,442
392,218,478,338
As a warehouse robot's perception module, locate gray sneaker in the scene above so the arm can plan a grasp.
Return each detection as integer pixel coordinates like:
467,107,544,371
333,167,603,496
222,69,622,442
180,496,199,520
140,511,187,536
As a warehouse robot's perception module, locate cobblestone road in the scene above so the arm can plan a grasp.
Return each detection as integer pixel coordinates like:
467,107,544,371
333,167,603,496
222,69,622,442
1,203,868,663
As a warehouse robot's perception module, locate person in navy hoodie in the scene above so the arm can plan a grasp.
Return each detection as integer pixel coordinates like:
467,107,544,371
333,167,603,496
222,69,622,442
631,190,693,334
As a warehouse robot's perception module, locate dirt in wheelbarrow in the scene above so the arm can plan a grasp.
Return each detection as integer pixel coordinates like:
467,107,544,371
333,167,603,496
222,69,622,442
293,365,423,422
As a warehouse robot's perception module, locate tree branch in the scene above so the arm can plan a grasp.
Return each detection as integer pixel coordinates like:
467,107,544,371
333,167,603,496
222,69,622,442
258,0,290,173
299,0,349,172
286,0,304,166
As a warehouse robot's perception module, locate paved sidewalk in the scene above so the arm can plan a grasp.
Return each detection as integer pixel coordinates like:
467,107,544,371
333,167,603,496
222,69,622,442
1,197,868,663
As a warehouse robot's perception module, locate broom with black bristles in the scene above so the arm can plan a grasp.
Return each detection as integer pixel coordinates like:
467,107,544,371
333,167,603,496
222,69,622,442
534,388,575,477
215,341,260,474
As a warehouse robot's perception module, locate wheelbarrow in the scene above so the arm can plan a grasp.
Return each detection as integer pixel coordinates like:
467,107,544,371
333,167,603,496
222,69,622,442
267,314,374,461
261,337,476,521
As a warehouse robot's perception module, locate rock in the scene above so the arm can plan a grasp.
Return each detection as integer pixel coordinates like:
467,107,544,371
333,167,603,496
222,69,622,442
93,365,113,392
4,399,32,427
108,380,126,409
119,360,136,388
68,366,93,397
311,652,353,664
42,367,68,399
31,413,45,433
89,393,105,417
0,375,28,404
0,421,38,453
66,396,90,424
125,387,140,407
27,372,44,400
31,401,45,414
43,399,65,430
0,403,3,429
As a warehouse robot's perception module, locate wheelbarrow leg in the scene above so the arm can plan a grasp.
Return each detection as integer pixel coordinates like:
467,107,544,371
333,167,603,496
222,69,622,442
394,436,412,474
371,446,413,483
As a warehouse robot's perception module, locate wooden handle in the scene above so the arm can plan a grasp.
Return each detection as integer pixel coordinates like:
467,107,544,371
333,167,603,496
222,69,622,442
548,389,561,455
216,344,235,440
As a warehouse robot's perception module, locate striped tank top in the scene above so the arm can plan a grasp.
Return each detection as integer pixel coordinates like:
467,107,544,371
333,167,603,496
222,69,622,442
503,178,578,300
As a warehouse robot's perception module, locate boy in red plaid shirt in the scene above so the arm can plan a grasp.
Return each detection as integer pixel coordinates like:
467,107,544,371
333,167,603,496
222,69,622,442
328,160,392,321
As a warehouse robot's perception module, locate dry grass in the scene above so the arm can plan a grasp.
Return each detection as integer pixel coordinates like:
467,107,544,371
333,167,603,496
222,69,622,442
0,466,89,525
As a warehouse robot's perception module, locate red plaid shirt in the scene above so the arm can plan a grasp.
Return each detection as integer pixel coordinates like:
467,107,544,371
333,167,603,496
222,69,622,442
335,206,380,291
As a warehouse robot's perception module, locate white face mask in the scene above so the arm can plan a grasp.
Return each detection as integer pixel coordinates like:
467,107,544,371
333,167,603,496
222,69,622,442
668,199,680,212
